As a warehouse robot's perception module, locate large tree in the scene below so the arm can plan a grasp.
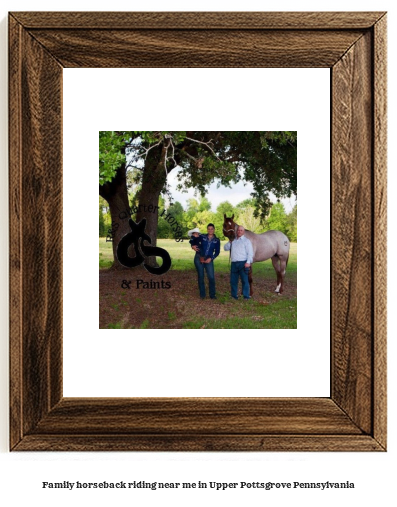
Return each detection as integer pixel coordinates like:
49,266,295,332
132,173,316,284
99,131,297,267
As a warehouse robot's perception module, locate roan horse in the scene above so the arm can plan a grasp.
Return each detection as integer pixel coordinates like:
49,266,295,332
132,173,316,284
223,214,290,296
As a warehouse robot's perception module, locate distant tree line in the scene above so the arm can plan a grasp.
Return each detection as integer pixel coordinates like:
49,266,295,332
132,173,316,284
99,131,296,267
100,194,297,242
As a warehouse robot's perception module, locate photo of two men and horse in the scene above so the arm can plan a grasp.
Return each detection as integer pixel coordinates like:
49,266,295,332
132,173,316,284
189,216,289,300
99,131,297,330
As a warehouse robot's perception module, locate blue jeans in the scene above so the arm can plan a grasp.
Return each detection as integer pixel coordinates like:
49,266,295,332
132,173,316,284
194,254,216,298
230,261,250,299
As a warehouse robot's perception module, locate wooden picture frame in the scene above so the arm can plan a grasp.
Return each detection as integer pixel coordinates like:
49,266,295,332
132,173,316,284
9,11,387,451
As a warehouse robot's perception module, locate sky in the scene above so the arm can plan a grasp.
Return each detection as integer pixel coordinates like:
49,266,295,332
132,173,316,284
166,167,296,213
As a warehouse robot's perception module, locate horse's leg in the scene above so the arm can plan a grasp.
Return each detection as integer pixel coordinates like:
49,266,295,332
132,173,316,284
271,256,282,293
278,256,288,295
248,265,253,296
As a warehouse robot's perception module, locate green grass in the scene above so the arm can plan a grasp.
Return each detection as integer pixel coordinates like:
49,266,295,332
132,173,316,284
99,238,297,329
182,297,297,329
99,238,297,275
140,319,150,329
107,322,122,329
99,238,114,269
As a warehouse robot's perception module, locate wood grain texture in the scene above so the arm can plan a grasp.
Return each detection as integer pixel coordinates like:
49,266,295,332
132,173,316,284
9,16,63,447
11,11,386,29
373,14,387,449
14,435,383,452
27,29,364,68
9,15,23,450
32,398,362,435
8,11,387,452
332,32,373,434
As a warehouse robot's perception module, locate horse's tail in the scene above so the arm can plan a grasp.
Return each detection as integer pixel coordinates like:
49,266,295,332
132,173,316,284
285,234,290,268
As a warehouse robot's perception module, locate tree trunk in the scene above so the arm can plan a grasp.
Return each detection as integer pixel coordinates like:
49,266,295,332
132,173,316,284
135,146,168,267
100,144,170,269
99,163,130,269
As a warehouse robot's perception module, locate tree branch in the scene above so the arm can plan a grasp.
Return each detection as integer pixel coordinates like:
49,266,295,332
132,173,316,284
184,136,222,161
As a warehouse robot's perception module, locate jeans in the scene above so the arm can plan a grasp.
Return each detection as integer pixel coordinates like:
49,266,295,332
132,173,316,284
194,254,216,298
230,261,250,299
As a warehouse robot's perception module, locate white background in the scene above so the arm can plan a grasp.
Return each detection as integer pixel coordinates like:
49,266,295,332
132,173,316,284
0,1,395,507
63,67,330,397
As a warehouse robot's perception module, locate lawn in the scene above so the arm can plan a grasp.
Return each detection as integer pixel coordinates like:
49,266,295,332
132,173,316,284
99,238,297,329
99,238,297,274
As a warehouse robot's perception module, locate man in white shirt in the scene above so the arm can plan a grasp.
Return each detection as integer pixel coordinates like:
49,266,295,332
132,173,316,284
224,226,254,300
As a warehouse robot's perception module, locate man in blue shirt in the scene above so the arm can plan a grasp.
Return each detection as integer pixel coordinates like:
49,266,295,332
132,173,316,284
224,226,254,300
190,223,220,299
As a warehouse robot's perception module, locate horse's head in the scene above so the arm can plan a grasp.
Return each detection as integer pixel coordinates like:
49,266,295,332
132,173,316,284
223,214,237,240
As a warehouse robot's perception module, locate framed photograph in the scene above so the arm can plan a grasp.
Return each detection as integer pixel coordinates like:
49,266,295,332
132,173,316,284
98,129,299,331
9,11,386,451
